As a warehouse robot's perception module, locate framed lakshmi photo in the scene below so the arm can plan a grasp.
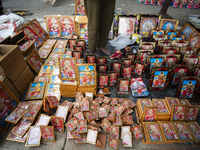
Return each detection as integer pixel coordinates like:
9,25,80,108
131,124,143,141
77,40,86,51
108,138,119,150
108,112,116,122
62,100,74,110
124,108,133,115
185,105,199,121
159,19,179,30
73,45,83,52
137,99,153,113
113,104,125,116
101,119,111,134
165,55,180,68
171,104,187,121
76,133,87,143
77,23,88,44
98,107,108,118
35,114,51,126
186,122,200,143
74,112,85,121
122,58,133,66
109,126,119,139
134,62,145,76
165,97,180,112
51,116,64,133
6,132,27,143
48,53,61,60
40,126,55,142
158,121,180,142
98,74,109,88
25,82,46,100
70,128,81,139
179,23,195,40
122,132,132,147
26,49,43,74
76,64,97,87
5,108,26,124
11,119,33,137
38,65,54,77
107,71,118,86
59,16,75,38
144,122,164,144
65,117,78,132
183,56,199,66
111,61,122,76
77,119,87,133
172,122,194,142
45,39,57,45
139,16,159,38
179,99,191,105
68,39,77,49
137,50,154,65
72,50,82,59
38,48,51,59
97,64,109,73
110,98,118,106
125,53,136,61
46,96,60,109
75,0,86,16
143,106,158,122
85,54,96,63
25,126,41,147
152,99,170,114
96,56,107,64
55,105,69,122
45,83,61,100
121,66,133,79
44,16,60,38
58,58,76,81
81,101,89,112
23,105,42,120
117,78,130,94
86,129,98,145
187,30,200,48
120,99,130,109
122,115,133,125
83,112,96,122
149,57,164,72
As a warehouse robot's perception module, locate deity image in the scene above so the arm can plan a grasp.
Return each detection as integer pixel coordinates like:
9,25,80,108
28,83,42,98
100,76,108,86
110,73,117,84
141,100,151,110
24,27,42,47
180,80,196,98
188,124,200,140
29,54,42,71
161,21,174,30
119,80,128,92
145,109,155,121
124,68,131,78
78,120,86,132
118,17,135,36
47,17,60,37
176,124,191,140
61,60,75,79
152,71,168,88
155,100,168,113
140,18,156,37
172,68,188,85
173,106,185,120
31,21,47,39
42,127,53,140
149,124,162,141
110,127,118,139
133,126,143,138
185,107,197,120
163,123,177,139
134,64,144,75
60,17,74,37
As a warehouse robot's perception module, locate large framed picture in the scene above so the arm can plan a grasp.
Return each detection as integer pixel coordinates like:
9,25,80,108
187,30,200,48
59,16,75,38
5,108,26,124
25,126,41,147
159,19,179,30
51,116,64,133
143,106,158,122
44,15,60,38
171,104,187,121
40,126,55,142
179,22,196,40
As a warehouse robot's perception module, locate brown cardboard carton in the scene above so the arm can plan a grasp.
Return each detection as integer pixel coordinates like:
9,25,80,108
18,71,34,95
4,54,25,77
0,45,22,70
0,69,5,75
9,60,27,83
0,75,21,99
14,66,31,90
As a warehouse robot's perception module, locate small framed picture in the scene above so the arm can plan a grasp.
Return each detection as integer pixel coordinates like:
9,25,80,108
81,101,90,112
23,105,42,120
113,115,123,127
86,54,96,63
5,108,27,124
73,112,84,120
152,99,170,114
111,61,122,76
96,56,107,64
83,112,96,122
185,105,199,121
98,107,108,118
125,53,136,61
76,133,87,143
70,128,81,139
45,39,57,45
165,97,180,112
121,66,133,79
187,30,200,48
59,16,75,38
131,124,143,140
26,82,46,100
90,109,99,120
40,126,55,142
77,59,84,64
113,104,125,115
143,106,158,122
108,138,119,150
55,105,69,122
121,100,130,109
46,96,60,109
101,119,111,134
65,117,78,132
97,64,109,73
86,129,98,145
134,62,145,76
78,119,87,133
179,22,196,40
73,45,83,52
110,98,118,106
171,104,186,121
35,114,51,126
179,99,191,105
110,126,119,139
25,126,41,147
6,132,27,143
62,51,72,58
72,50,82,59
108,112,116,122
68,39,77,49
121,126,130,139
34,76,49,83
38,65,54,77
122,58,132,66
124,108,133,115
45,83,61,101
186,122,200,143
159,19,179,30
77,40,86,51
26,49,43,74
44,16,60,38
117,78,130,94
122,132,132,147
38,48,51,59
108,72,118,86
51,116,64,133
122,115,133,125
98,74,109,88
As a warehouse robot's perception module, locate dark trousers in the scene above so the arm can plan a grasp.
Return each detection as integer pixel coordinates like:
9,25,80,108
84,0,116,53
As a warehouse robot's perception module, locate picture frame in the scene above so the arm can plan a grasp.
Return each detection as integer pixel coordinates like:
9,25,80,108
44,15,60,38
12,119,33,137
121,66,133,79
158,121,180,142
5,108,27,124
85,54,96,63
72,50,82,59
70,128,81,139
125,53,136,61
65,117,78,132
62,100,73,110
6,132,27,143
67,130,74,139
34,76,49,83
139,42,156,49
163,47,180,54
179,22,196,40
121,126,130,139
122,58,133,66
26,49,43,74
46,96,60,109
76,133,87,143
76,63,97,87
165,97,180,112
74,0,86,16
55,105,69,122
49,75,61,83
73,112,84,121
182,55,199,66
137,50,154,65
98,74,109,88
77,23,88,44
73,45,83,52
23,105,42,120
122,115,134,125
96,56,107,64
185,105,199,121
83,112,96,122
51,116,64,133
86,129,98,145
117,78,130,94
171,104,187,121
186,121,200,143
25,82,46,100
101,119,111,134
109,126,119,139
77,119,87,133
77,58,84,64
187,30,200,48
124,108,133,115
111,61,122,76
110,98,118,106
97,64,109,73
45,83,61,101
98,107,108,118
108,112,116,122
152,99,170,114
131,124,143,141
134,62,145,76
172,122,194,142
38,65,54,77
179,99,191,105
165,54,180,68
77,40,86,51
25,126,41,147
68,39,77,49
48,53,61,60
122,132,132,147
81,101,90,112
159,19,179,30
35,114,51,126
59,16,75,38
143,106,158,122
45,39,57,45
108,138,119,150
180,47,197,56
113,104,125,116
40,126,55,142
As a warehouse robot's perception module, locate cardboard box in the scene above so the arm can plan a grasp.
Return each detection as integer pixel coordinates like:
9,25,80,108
0,69,5,75
9,60,27,83
14,66,31,90
0,75,21,99
0,36,11,44
18,71,34,95
0,45,22,70
4,54,25,77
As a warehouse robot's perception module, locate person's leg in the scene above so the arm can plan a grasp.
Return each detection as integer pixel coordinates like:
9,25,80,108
0,0,3,14
158,0,173,19
97,0,116,55
84,0,101,55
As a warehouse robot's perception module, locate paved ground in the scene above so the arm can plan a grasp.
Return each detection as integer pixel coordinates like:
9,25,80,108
1,0,200,150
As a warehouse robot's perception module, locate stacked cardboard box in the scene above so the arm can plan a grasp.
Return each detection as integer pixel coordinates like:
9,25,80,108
0,45,34,98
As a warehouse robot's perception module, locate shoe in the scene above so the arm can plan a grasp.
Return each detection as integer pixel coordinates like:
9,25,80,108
51,0,56,5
